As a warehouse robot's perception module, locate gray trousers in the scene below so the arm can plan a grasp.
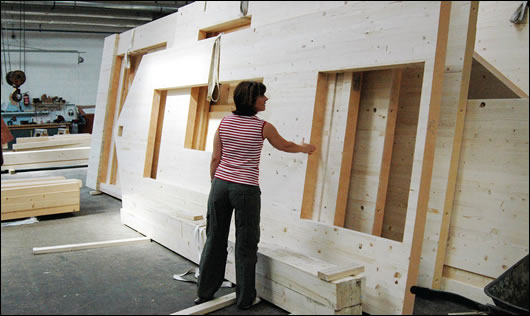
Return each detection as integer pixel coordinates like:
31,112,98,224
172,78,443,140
197,177,261,307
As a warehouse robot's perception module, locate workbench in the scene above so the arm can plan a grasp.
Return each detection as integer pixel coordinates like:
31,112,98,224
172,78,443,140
5,123,71,150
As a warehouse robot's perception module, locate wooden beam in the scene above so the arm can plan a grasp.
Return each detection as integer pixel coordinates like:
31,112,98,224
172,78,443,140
432,1,479,289
109,143,118,185
185,87,200,149
32,237,151,255
98,54,124,185
1,181,82,198
198,16,252,40
194,87,210,151
2,196,80,213
1,159,89,172
372,68,402,236
0,176,66,184
317,264,365,282
1,204,80,221
171,292,236,315
2,147,90,166
301,73,329,219
402,2,452,314
334,72,362,227
143,89,167,178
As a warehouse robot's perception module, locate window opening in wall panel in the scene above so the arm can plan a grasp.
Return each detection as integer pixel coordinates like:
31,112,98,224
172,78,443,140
302,63,424,243
198,17,252,40
185,79,263,152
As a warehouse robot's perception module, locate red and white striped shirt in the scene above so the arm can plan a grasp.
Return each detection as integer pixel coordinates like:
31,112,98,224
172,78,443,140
214,114,266,186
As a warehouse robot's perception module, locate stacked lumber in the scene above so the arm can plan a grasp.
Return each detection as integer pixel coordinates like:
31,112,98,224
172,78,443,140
225,241,364,315
1,176,82,221
1,147,90,171
13,134,91,151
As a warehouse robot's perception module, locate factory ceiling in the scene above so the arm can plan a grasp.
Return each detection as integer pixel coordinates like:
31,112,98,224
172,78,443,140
1,1,194,34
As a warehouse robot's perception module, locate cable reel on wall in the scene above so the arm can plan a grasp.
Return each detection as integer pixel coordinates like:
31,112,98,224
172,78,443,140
6,70,26,104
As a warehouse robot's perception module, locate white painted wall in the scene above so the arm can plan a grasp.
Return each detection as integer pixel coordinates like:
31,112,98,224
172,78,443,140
1,32,106,110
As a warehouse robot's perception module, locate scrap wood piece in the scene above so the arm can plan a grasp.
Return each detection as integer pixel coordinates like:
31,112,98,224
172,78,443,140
170,292,236,315
32,236,151,255
318,264,365,282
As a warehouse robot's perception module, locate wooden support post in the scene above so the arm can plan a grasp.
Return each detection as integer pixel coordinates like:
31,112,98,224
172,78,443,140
432,1,479,290
334,72,362,227
301,73,329,219
372,68,402,236
402,2,452,314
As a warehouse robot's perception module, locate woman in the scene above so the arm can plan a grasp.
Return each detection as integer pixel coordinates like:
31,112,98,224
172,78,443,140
196,81,316,309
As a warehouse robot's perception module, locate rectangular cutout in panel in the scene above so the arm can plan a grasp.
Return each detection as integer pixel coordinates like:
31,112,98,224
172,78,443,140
302,64,424,242
184,79,262,152
118,126,123,137
198,17,252,40
144,89,167,179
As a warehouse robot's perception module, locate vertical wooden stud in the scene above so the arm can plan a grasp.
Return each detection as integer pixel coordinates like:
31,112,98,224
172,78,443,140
334,72,363,227
301,73,329,219
372,68,402,235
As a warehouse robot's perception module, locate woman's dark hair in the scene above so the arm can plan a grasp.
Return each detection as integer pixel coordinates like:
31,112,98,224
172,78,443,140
232,81,266,116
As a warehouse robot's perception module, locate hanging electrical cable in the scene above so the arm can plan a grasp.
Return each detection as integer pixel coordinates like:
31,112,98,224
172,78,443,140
23,1,26,73
19,0,22,71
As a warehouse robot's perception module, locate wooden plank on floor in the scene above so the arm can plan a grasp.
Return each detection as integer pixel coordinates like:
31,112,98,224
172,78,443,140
32,237,151,255
170,292,236,315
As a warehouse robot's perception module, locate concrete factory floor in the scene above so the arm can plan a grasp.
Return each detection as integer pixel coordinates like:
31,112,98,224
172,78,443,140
1,167,475,315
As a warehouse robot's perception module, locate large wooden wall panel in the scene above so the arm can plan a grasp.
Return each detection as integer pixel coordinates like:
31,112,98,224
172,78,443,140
109,2,484,314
